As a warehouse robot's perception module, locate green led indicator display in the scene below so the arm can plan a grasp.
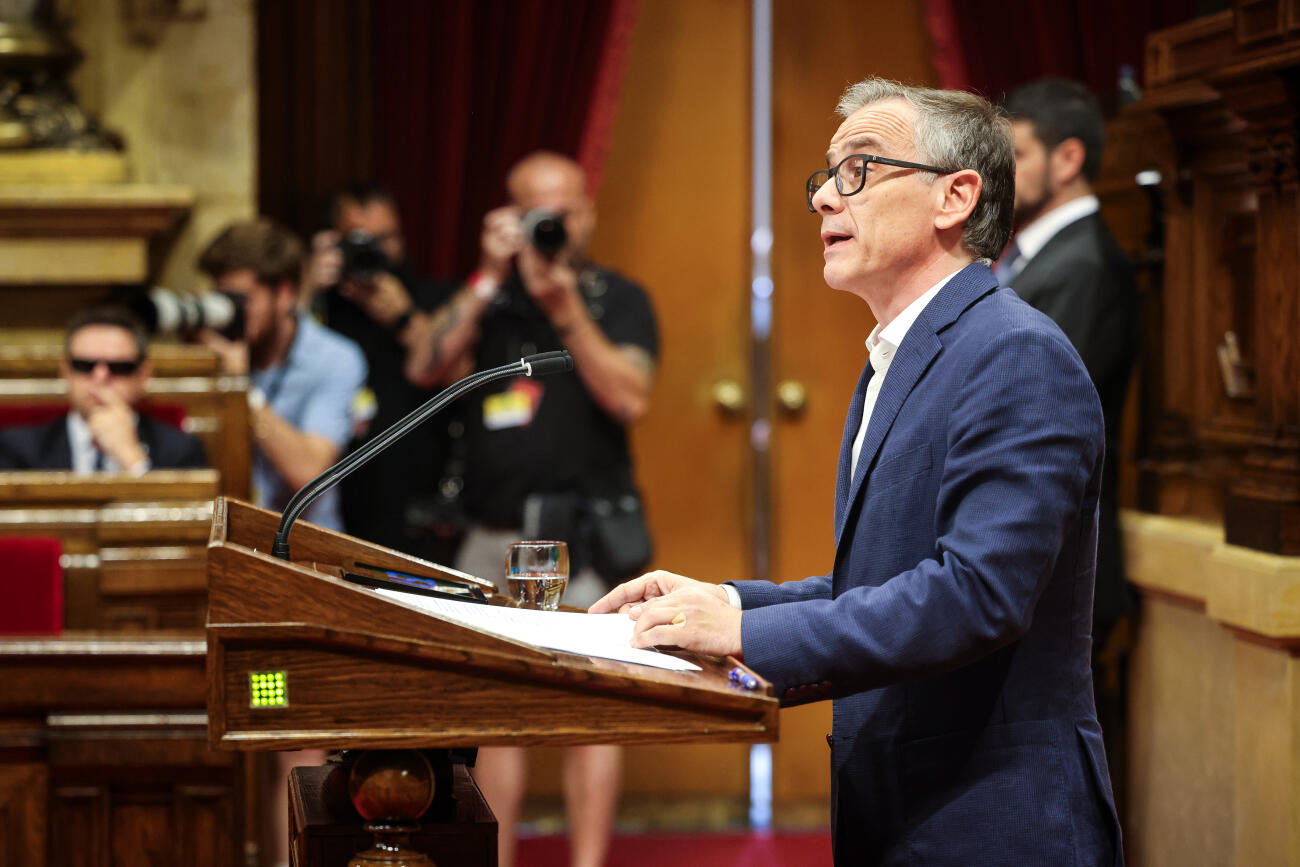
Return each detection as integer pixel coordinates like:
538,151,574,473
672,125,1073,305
248,670,288,708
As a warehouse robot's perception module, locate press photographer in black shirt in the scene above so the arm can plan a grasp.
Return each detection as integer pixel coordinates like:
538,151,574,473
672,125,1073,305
401,151,659,867
302,182,460,560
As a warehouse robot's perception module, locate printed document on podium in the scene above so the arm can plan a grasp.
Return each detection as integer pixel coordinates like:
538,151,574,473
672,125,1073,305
372,589,702,672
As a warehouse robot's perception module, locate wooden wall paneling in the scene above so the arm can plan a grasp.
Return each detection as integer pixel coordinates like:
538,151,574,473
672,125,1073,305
176,784,238,867
0,474,217,631
1096,113,1176,511
0,761,46,866
47,784,111,867
1134,94,1255,521
1219,71,1300,554
1139,104,1204,515
0,636,254,867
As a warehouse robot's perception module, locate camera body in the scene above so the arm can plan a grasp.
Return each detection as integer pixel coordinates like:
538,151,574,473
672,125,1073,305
520,208,568,259
338,230,391,281
131,287,246,341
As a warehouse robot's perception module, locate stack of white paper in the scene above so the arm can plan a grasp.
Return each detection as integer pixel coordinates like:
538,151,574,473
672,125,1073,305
372,589,702,672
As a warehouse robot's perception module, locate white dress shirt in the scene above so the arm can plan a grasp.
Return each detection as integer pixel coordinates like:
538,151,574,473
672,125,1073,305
850,270,959,477
1001,194,1100,282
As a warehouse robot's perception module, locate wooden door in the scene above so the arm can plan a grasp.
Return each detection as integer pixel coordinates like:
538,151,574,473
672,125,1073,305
531,0,755,814
527,0,936,825
767,0,937,823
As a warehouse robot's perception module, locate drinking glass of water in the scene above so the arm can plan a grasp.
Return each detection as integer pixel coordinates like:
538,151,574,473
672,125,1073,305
506,541,569,611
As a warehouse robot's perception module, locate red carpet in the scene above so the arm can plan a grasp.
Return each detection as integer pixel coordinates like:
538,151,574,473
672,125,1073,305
516,831,832,866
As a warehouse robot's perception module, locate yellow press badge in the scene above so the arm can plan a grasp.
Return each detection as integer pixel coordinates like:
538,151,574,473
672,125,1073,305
483,379,544,430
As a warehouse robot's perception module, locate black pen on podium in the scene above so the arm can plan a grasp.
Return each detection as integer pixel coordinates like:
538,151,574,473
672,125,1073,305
271,350,574,561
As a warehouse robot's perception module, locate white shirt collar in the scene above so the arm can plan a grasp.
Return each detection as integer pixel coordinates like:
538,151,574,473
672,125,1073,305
1012,194,1099,262
866,268,962,366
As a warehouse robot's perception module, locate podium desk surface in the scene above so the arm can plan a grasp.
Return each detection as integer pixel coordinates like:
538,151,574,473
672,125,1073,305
207,498,780,752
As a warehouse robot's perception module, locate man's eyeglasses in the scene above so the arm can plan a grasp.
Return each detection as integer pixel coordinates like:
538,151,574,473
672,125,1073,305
68,357,143,376
806,153,958,212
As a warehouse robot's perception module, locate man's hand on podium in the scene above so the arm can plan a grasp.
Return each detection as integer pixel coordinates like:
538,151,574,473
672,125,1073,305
590,570,742,658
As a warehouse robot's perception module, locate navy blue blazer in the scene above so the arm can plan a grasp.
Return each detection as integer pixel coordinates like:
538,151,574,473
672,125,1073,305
733,263,1121,865
0,413,208,472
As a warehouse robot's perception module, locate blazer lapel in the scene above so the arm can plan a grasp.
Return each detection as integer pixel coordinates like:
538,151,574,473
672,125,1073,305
835,361,874,532
832,263,1000,546
834,330,941,545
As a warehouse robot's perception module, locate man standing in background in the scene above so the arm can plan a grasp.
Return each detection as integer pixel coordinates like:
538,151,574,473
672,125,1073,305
301,182,461,561
1003,77,1141,795
197,218,368,532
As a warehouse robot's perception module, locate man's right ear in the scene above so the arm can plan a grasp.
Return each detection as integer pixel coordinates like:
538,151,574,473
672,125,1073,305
1051,137,1088,187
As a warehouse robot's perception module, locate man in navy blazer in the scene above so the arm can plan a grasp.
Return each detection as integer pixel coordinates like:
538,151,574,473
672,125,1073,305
593,78,1122,865
0,306,207,473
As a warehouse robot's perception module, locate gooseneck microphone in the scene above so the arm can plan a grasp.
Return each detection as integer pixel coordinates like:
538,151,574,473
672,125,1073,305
271,350,573,560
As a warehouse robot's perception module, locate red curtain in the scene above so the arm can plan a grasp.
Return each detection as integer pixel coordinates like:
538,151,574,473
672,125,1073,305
924,0,1198,106
368,0,639,280
257,0,638,281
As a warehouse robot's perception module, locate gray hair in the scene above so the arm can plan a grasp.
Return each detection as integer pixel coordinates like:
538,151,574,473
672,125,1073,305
836,78,1014,262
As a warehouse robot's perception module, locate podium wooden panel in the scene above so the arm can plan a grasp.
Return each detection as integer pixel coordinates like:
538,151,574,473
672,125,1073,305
206,497,779,752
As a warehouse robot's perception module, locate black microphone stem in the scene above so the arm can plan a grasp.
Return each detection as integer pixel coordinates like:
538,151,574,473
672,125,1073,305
271,352,569,560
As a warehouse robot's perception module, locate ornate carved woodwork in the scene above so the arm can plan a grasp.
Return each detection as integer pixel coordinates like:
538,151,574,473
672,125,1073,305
1133,1,1300,552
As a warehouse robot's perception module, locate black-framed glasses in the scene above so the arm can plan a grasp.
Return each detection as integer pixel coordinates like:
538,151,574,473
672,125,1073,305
68,357,143,376
806,153,958,212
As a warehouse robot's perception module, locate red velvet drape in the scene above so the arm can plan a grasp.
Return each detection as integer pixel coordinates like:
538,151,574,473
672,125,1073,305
924,0,1197,105
257,0,637,281
368,0,638,280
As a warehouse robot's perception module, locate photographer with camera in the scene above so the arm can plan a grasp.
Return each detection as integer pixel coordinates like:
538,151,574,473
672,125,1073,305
196,218,367,532
302,182,460,560
403,151,658,867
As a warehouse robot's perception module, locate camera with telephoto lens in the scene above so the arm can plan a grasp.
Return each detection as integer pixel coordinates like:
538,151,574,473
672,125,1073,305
520,208,568,259
129,286,246,341
338,230,391,281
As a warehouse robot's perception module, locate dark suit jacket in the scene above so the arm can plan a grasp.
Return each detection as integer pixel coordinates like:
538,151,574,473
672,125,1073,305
1007,211,1140,629
732,264,1121,865
0,413,208,471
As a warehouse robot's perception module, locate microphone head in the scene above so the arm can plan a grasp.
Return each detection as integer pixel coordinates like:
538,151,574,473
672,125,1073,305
523,350,573,377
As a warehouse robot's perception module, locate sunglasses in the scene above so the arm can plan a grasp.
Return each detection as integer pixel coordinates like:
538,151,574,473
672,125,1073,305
68,357,143,376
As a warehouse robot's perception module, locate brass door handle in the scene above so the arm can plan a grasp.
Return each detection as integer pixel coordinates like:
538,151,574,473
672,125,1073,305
776,380,807,415
712,379,746,414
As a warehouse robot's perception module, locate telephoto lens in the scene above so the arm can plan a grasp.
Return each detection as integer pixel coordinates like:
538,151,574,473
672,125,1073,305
520,208,567,259
129,287,246,341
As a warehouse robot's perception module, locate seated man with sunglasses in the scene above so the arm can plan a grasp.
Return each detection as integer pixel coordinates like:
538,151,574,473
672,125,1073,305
0,305,208,473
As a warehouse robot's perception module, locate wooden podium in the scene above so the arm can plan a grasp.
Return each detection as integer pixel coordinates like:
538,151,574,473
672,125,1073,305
206,497,778,865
